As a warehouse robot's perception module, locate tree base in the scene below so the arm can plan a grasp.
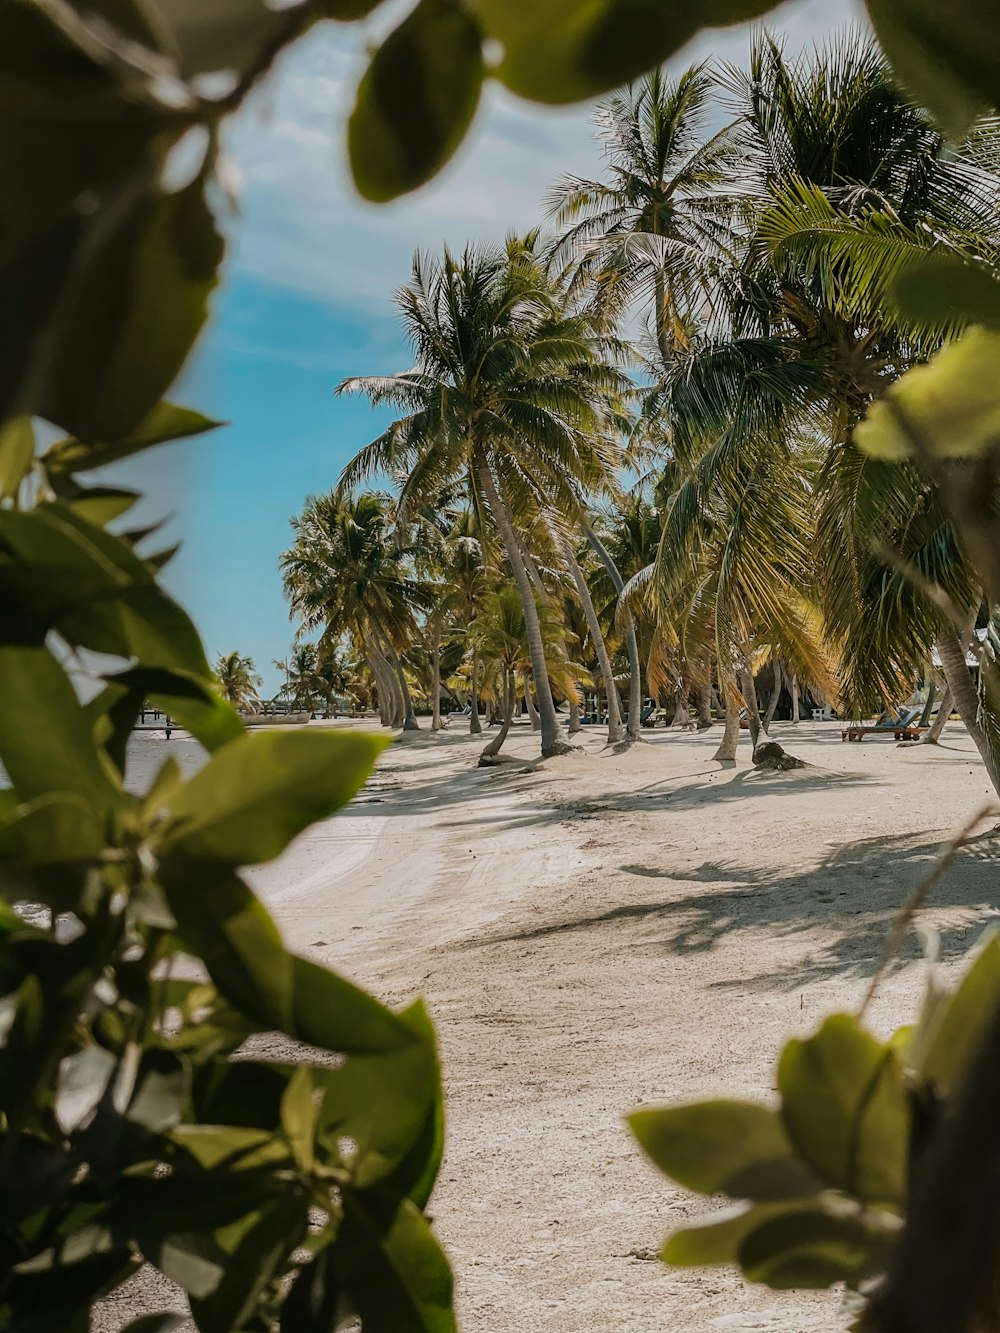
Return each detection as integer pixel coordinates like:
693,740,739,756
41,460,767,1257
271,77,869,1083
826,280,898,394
752,741,806,771
541,741,577,759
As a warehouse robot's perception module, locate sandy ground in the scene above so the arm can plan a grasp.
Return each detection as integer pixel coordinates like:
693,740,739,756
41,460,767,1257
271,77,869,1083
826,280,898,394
101,718,1000,1331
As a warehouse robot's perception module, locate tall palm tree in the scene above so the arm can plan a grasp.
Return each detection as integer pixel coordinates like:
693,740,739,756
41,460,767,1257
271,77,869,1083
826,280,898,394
337,237,626,758
547,65,738,367
280,489,429,730
214,651,262,713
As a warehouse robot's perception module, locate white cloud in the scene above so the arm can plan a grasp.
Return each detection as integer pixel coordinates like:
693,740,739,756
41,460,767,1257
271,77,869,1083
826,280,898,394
222,0,865,317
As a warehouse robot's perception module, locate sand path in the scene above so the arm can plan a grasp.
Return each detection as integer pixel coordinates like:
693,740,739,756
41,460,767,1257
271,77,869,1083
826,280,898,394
106,719,1000,1331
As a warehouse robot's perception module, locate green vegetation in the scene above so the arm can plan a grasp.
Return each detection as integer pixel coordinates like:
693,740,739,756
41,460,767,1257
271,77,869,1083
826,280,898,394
6,0,1000,1330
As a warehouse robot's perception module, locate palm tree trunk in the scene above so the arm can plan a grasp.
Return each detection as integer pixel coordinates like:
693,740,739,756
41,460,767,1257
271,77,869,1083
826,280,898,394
479,667,516,761
367,652,389,725
476,453,565,756
431,630,442,731
583,521,642,741
740,660,762,749
714,667,741,762
673,682,690,729
922,685,953,745
919,678,937,728
396,663,420,731
790,671,800,724
762,657,782,733
524,679,540,730
562,538,623,745
470,646,482,734
568,694,581,734
697,680,713,728
370,646,400,727
936,631,1000,795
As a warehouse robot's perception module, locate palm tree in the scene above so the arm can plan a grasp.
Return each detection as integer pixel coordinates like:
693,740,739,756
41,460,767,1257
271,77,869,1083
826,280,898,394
547,65,738,367
280,489,429,730
214,651,262,713
471,585,579,762
337,237,626,758
283,642,323,715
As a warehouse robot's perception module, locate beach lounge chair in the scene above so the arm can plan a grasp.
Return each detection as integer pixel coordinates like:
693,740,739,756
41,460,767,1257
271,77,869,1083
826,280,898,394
639,704,657,728
841,707,924,742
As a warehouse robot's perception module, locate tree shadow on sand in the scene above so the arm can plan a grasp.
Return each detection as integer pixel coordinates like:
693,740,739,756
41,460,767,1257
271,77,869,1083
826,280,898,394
478,828,1000,992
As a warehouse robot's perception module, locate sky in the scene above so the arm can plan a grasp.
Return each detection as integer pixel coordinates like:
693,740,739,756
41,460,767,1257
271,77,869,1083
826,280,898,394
117,0,861,697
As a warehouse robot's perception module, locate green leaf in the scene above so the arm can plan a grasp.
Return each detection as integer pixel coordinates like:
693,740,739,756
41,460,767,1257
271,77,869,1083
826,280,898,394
0,417,35,500
161,863,294,1030
916,932,1000,1096
160,730,387,866
44,402,223,476
629,1099,821,1200
189,1195,309,1333
893,256,1000,333
0,646,118,806
777,1015,910,1206
737,1203,895,1289
160,1,299,80
281,1065,319,1172
864,0,997,138
87,666,243,774
375,1002,445,1209
170,1125,285,1173
36,172,224,443
349,0,483,203
855,328,1000,461
662,1200,810,1268
280,1247,341,1332
66,485,140,526
335,1192,456,1333
314,1001,437,1190
0,791,107,870
0,504,210,673
126,1050,188,1134
54,1047,117,1134
476,0,778,105
289,955,423,1056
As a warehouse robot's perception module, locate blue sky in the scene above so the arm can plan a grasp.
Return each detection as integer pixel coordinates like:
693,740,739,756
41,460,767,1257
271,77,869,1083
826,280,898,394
118,0,860,697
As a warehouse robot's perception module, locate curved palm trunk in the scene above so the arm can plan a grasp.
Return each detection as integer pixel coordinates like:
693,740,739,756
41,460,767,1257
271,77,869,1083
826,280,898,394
697,680,713,728
789,671,800,724
476,454,564,757
479,666,516,761
431,630,442,731
922,684,953,745
714,667,741,762
583,521,642,741
919,679,937,728
469,646,482,734
762,657,783,733
369,647,396,726
394,660,420,731
936,632,1000,795
562,539,623,745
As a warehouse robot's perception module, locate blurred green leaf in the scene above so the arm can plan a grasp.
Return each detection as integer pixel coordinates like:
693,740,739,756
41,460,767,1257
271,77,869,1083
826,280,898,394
189,1196,310,1333
170,1125,285,1173
893,255,1000,333
629,1099,821,1200
290,954,423,1055
44,402,222,476
856,328,1000,461
349,0,483,203
126,1049,188,1134
281,1065,319,1172
477,0,780,106
36,172,224,443
778,1015,910,1205
161,863,294,1030
315,1000,437,1190
160,729,387,865
663,1201,804,1268
160,0,296,80
864,0,998,137
86,665,243,774
916,932,1000,1096
336,1191,456,1333
737,1203,895,1289
280,1246,341,1332
0,418,35,500
65,485,140,527
0,646,118,806
55,1047,117,1134
375,1002,444,1209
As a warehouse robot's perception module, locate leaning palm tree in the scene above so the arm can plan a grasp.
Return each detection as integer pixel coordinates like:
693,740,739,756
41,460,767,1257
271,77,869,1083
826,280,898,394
280,489,429,730
337,236,626,758
214,651,262,713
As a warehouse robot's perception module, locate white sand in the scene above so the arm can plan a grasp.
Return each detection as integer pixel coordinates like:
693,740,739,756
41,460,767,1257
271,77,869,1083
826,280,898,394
106,719,1000,1330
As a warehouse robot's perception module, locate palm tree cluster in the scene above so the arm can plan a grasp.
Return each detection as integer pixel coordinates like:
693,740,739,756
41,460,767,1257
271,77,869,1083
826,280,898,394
282,31,1000,778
